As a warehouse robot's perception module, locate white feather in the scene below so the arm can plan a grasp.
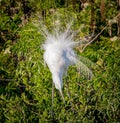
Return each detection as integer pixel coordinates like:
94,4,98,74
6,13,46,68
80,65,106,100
43,28,77,93
42,25,94,97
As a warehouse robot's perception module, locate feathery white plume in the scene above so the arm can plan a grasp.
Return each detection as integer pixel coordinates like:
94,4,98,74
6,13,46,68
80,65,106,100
42,24,94,98
43,25,77,96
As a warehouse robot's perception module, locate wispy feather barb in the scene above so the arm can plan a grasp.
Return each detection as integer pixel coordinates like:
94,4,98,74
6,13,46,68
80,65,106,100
42,23,94,98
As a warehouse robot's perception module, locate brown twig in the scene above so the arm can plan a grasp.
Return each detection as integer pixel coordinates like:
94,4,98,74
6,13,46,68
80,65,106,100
81,25,107,52
0,79,13,82
81,13,120,53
